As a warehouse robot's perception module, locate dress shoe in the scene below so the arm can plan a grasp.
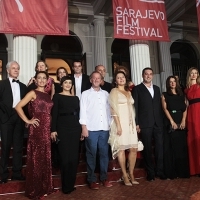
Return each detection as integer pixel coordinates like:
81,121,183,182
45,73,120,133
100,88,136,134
156,173,167,180
89,182,99,190
11,175,25,181
127,173,139,185
0,179,7,184
102,180,113,187
63,187,76,194
146,175,155,182
122,176,132,186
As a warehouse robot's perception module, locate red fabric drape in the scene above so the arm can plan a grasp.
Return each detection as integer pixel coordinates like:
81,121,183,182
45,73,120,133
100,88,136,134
112,0,169,41
0,0,69,35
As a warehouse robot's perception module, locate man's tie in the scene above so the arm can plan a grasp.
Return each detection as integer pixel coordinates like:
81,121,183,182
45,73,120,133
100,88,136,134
12,79,19,83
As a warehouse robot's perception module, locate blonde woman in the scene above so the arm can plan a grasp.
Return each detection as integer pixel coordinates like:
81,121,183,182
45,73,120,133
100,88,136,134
185,67,200,176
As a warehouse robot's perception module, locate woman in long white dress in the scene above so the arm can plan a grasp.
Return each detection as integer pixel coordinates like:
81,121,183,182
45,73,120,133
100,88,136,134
109,71,138,186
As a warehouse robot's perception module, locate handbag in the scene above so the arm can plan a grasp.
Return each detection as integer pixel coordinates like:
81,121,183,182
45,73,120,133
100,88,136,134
137,140,144,151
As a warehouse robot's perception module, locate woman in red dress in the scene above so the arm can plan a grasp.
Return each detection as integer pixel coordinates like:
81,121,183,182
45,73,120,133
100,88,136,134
185,67,200,175
15,71,54,199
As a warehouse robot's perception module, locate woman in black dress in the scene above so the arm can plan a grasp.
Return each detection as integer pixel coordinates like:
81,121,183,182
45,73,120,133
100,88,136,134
51,76,81,194
161,76,189,179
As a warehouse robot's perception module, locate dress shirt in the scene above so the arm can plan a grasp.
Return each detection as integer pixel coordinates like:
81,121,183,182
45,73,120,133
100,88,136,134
74,74,82,99
9,77,21,107
79,87,111,131
143,82,154,98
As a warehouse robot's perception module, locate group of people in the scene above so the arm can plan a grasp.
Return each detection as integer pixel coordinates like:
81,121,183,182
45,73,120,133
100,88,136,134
1,59,200,199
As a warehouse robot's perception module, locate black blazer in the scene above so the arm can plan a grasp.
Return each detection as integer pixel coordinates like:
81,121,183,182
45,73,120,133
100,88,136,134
132,83,163,129
72,74,91,94
0,79,26,123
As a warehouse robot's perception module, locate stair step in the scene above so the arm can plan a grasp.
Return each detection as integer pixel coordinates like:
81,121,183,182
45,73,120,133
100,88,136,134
0,168,146,194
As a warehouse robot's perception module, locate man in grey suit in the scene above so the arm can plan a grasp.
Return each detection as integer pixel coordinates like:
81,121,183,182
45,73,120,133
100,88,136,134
0,61,26,183
132,67,165,181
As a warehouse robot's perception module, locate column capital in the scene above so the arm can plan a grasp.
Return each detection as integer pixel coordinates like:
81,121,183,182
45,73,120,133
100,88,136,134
93,16,107,25
129,40,149,46
13,34,36,39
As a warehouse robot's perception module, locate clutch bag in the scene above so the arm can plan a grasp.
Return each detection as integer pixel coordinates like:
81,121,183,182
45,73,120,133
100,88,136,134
137,140,144,151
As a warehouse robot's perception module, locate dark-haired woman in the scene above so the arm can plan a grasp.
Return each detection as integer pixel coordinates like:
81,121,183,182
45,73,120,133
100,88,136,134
109,71,138,186
27,60,54,96
15,71,54,199
161,76,189,179
51,76,81,194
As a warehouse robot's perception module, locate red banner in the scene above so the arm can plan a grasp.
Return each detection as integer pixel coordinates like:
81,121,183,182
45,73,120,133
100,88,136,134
0,0,69,35
112,0,169,41
196,0,200,40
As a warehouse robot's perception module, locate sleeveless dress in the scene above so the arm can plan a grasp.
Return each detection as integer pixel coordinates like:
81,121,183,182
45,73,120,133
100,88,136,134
25,90,54,199
185,84,200,175
163,92,189,179
109,89,138,159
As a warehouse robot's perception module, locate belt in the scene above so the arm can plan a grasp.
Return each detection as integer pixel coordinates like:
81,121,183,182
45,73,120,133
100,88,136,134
170,110,182,113
59,112,77,116
189,98,200,105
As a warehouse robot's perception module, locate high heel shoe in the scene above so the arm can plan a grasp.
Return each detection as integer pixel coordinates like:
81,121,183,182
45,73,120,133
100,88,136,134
127,173,139,185
122,176,132,186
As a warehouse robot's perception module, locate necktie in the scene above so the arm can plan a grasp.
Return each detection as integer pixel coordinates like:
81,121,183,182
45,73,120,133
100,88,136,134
12,79,19,83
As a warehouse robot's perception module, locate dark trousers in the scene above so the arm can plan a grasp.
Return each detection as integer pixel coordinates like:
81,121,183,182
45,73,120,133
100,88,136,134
140,125,164,177
0,110,24,180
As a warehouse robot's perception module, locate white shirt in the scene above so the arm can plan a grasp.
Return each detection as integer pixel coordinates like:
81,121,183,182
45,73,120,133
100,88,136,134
9,77,21,107
143,82,154,98
74,74,82,99
79,87,111,131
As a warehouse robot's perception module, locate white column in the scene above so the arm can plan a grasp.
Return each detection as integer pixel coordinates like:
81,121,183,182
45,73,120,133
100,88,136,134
93,17,108,68
86,24,95,75
129,40,151,85
159,41,173,92
13,35,37,84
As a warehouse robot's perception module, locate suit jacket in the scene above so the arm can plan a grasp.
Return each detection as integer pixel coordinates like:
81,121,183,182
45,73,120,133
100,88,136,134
72,74,91,94
0,79,27,124
132,83,163,129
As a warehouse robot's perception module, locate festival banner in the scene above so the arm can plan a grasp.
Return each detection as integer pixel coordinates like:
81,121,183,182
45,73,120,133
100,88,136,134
196,0,200,40
0,0,69,35
112,0,169,41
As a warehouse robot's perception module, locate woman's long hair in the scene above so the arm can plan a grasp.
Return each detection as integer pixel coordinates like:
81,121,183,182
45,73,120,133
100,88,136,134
166,76,183,96
56,67,68,81
186,67,199,88
112,71,129,91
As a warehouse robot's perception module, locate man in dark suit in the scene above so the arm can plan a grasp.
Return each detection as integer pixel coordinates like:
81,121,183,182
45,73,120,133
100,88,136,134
132,67,165,181
72,60,91,99
0,61,26,183
95,65,112,93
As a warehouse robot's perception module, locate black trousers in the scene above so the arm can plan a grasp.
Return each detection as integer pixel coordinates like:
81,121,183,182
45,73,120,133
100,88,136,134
0,110,24,180
140,125,164,177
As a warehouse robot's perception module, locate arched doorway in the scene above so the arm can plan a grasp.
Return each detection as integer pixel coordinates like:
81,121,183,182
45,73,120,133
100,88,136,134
111,39,130,76
0,34,8,80
170,40,198,87
41,31,86,78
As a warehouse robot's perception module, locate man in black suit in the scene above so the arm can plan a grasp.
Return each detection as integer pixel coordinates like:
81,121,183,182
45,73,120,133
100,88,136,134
0,61,26,183
132,67,165,181
72,60,91,99
95,65,112,93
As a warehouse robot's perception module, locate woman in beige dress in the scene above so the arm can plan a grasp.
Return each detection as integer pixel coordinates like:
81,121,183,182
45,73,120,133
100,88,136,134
109,71,138,186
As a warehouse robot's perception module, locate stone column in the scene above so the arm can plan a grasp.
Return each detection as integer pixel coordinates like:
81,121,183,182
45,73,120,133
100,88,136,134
13,35,37,84
93,17,110,81
159,41,173,92
129,40,151,85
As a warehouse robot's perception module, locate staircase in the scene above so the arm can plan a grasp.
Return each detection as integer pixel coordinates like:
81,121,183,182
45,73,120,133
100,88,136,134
0,138,146,195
